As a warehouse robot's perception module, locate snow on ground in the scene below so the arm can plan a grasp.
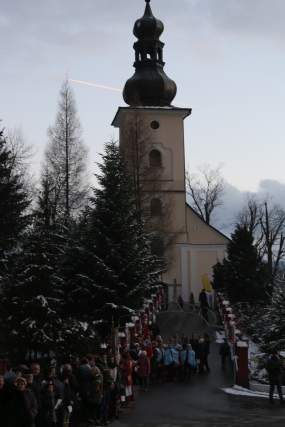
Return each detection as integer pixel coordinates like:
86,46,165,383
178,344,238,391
222,385,279,399
216,329,266,382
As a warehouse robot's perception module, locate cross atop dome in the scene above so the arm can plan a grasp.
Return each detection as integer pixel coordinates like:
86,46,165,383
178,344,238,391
123,0,177,107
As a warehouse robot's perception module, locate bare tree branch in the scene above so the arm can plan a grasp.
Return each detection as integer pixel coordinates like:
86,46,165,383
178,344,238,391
6,127,35,203
238,197,285,285
185,164,224,224
43,79,89,224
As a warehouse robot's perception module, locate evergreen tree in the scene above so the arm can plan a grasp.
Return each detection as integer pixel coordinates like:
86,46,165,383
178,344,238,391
36,171,55,229
1,223,66,359
90,141,162,308
260,287,285,352
2,210,99,359
217,225,269,303
63,141,162,325
61,226,116,321
0,128,30,253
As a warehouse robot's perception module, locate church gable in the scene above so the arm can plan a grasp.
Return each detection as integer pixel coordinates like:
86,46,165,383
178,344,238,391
186,204,230,246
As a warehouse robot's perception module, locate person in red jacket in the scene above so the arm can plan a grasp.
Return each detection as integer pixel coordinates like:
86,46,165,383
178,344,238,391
120,353,134,402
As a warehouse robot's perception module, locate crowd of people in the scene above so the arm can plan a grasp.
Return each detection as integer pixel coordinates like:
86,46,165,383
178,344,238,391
0,331,212,427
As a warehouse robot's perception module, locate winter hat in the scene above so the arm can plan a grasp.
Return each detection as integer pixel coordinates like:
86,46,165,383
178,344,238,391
15,377,27,386
16,364,29,374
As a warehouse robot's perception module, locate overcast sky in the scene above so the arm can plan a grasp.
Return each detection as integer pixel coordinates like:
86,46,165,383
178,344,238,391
1,0,285,201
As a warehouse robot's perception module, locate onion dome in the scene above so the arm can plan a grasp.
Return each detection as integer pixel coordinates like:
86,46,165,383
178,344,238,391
123,0,177,107
133,0,164,40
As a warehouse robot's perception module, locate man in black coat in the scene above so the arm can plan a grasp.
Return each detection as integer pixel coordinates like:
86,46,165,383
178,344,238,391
15,377,38,427
266,350,284,404
0,376,34,427
199,289,209,321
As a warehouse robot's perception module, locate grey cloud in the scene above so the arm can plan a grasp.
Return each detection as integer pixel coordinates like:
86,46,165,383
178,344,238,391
211,182,247,236
212,179,285,236
258,179,285,204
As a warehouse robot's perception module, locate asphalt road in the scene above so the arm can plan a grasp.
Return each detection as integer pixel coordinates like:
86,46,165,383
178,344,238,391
113,311,285,427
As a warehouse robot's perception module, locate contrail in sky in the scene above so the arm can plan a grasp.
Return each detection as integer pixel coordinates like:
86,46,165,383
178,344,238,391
69,78,122,93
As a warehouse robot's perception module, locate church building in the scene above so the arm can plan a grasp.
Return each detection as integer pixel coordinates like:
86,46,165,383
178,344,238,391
112,0,229,303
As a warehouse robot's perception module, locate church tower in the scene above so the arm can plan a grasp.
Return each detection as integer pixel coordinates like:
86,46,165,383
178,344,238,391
112,0,228,303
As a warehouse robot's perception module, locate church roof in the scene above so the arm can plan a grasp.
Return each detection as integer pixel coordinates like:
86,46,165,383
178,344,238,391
111,105,191,127
186,202,231,243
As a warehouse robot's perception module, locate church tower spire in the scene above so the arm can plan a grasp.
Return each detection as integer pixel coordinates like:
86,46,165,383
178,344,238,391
123,0,177,107
113,1,228,307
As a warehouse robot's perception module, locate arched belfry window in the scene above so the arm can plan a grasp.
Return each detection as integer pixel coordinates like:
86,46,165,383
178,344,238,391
150,198,162,217
149,149,162,167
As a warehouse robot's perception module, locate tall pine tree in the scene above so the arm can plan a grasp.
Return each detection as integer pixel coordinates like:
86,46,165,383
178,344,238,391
63,141,162,326
90,141,162,309
0,128,30,253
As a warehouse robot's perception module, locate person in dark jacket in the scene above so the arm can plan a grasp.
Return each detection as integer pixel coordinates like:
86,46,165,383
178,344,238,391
60,363,78,426
60,376,77,427
30,364,43,398
30,364,43,427
0,377,31,427
101,366,114,425
77,357,92,422
150,322,160,338
190,334,199,355
85,367,103,424
266,350,284,404
43,367,64,399
178,295,184,310
197,338,210,373
108,356,119,421
40,380,62,427
15,377,38,427
199,289,209,321
203,333,211,372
